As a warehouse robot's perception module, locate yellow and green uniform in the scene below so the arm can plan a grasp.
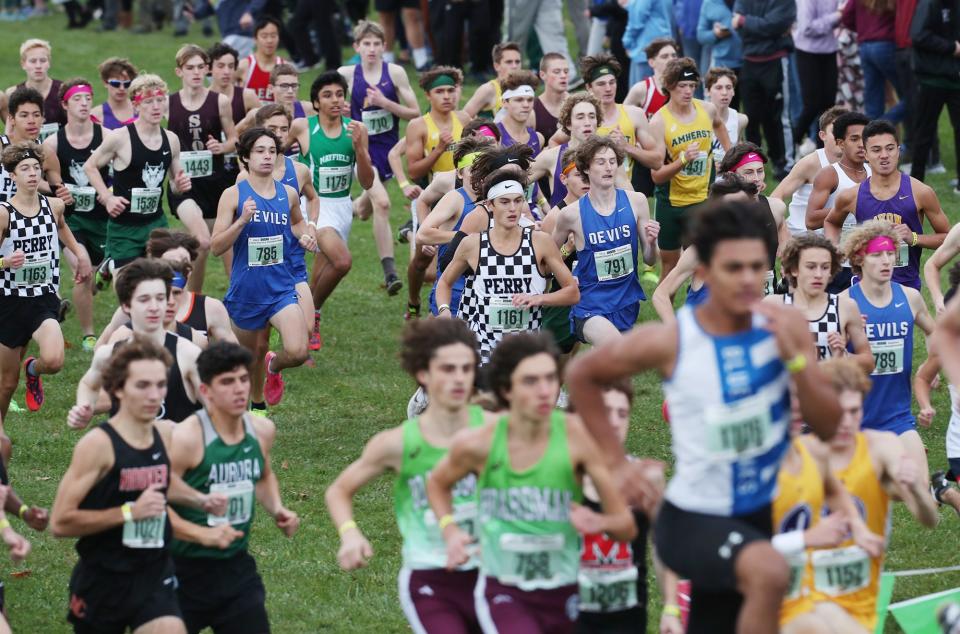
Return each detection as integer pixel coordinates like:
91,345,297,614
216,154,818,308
478,79,503,121
171,410,264,559
772,438,824,626
395,406,485,570
299,114,355,199
478,411,583,590
655,100,714,251
597,104,636,177
810,433,890,631
423,112,464,177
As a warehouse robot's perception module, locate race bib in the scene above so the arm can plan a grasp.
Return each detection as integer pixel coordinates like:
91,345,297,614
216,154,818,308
578,566,638,613
870,339,904,376
489,296,530,332
316,166,352,195
594,243,634,282
785,552,807,601
763,270,775,296
704,394,773,459
247,234,283,267
122,512,166,549
207,480,254,526
500,533,564,586
840,220,856,266
362,108,394,135
38,122,59,143
812,546,870,596
130,187,161,214
180,150,213,178
681,152,708,177
895,240,909,268
14,256,51,287
67,184,96,212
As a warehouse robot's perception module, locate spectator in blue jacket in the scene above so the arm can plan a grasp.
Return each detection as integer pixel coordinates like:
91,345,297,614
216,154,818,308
623,0,674,84
697,0,743,91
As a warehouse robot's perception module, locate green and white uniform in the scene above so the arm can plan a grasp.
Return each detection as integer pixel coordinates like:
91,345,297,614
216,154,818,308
477,410,583,590
298,114,356,242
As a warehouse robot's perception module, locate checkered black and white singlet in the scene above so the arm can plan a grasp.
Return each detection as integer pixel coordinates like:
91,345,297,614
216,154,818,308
784,292,841,360
459,227,547,363
0,136,14,203
0,195,60,297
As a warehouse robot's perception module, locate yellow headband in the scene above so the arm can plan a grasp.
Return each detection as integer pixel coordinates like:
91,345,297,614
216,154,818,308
457,151,481,170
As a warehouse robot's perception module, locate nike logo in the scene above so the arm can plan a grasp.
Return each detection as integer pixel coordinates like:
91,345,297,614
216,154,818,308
162,151,170,156
898,195,909,200
152,451,162,460
243,446,252,453
895,302,905,308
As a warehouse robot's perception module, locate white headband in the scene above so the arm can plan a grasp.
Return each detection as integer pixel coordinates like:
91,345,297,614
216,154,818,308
501,85,535,100
487,179,524,199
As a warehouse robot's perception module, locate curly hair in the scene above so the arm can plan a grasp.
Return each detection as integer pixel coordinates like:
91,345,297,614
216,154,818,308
469,144,534,198
558,92,601,135
400,319,479,387
102,334,173,396
718,142,767,174
486,332,559,408
500,70,541,94
580,53,621,84
574,135,625,182
662,57,700,91
418,66,463,91
780,232,842,288
842,219,898,275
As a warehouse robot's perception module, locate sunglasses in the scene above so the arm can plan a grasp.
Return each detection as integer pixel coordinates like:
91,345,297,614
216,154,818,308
107,79,133,89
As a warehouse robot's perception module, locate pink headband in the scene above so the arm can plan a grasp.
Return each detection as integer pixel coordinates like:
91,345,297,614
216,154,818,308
732,152,764,172
62,84,92,103
475,125,497,138
133,89,166,105
860,235,895,255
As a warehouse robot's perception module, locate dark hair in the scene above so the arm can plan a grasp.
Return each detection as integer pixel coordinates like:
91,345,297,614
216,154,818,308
819,105,849,132
709,172,759,198
606,377,634,406
102,334,173,396
253,15,282,37
575,135,625,182
452,136,495,166
418,65,463,91
207,42,239,66
947,260,960,305
463,117,501,141
470,144,534,198
662,57,699,91
862,119,899,145
580,53,621,84
8,87,43,118
115,258,173,306
718,142,767,174
500,70,541,93
168,257,193,283
98,56,137,82
310,71,348,104
236,127,282,170
705,66,737,90
59,77,93,104
492,42,521,64
487,332,560,408
688,200,774,264
147,228,200,261
255,103,291,125
1,141,43,173
197,341,253,384
558,92,601,135
400,319,479,387
644,37,678,61
482,168,530,200
780,232,841,288
832,112,871,141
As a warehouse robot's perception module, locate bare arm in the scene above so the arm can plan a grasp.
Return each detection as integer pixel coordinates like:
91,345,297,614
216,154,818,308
385,65,422,120
805,166,839,231
652,247,699,323
532,233,580,307
50,431,125,537
823,187,857,242
417,189,464,246
406,118,443,181
462,83,494,118
770,155,817,201
839,296,875,373
916,181,950,249
436,236,477,311
210,186,245,257
923,224,960,313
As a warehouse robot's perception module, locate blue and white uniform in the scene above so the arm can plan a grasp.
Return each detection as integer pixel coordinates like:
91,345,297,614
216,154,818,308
849,282,916,434
570,189,645,339
223,179,299,330
428,188,474,316
279,157,307,284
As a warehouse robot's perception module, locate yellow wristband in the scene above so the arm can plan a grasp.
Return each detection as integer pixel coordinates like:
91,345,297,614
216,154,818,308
663,604,681,618
338,520,358,536
0,519,9,531
438,514,456,530
121,503,133,523
911,231,919,247
17,504,27,520
785,353,807,374
679,153,688,166
398,180,411,189
560,244,571,258
0,257,4,269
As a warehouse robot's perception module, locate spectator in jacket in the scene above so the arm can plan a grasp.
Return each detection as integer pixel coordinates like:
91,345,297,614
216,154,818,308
676,0,710,90
697,0,743,97
841,0,902,121
732,0,795,177
794,0,841,149
623,0,674,85
909,0,960,185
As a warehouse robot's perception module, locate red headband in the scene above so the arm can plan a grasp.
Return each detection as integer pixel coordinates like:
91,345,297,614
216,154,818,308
561,161,576,176
732,152,764,172
860,235,895,256
133,89,166,105
62,84,92,103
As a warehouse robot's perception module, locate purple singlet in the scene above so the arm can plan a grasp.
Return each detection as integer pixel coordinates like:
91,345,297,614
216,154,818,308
98,101,137,130
854,172,923,289
350,62,400,181
549,142,569,208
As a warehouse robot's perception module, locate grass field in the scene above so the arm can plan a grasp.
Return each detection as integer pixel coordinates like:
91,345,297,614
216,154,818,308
1,13,960,633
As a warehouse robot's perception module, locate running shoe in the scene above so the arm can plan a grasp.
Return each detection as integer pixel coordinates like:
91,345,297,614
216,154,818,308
23,357,43,412
932,470,952,505
404,302,421,320
309,313,323,351
406,386,429,419
81,335,97,352
641,264,660,285
385,274,403,296
58,299,72,323
263,351,285,406
397,219,414,244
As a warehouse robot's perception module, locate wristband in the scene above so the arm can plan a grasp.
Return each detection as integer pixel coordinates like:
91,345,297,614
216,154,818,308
560,244,571,258
771,529,806,557
338,520,358,536
17,504,27,520
911,231,919,247
437,304,450,314
121,503,133,523
679,152,688,166
785,353,807,374
0,257,4,269
398,180,411,189
438,514,456,530
663,604,681,618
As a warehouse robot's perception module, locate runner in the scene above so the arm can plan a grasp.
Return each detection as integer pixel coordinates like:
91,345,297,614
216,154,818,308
825,119,949,291
68,258,202,427
551,136,659,346
533,53,570,146
566,200,844,633
5,39,66,140
43,78,109,352
704,67,748,170
0,141,91,420
236,16,285,104
51,335,227,634
211,127,316,408
766,233,873,368
437,165,579,365
624,38,676,120
82,74,193,268
326,318,493,632
803,358,938,631
341,20,421,296
770,106,847,236
1,87,72,206
169,341,299,634
649,57,732,281
90,57,138,130
288,72,374,348
922,223,960,314
839,220,937,487
427,331,636,634
496,70,547,215
463,42,523,122
167,44,238,293
235,63,315,136
806,111,873,293
206,43,260,135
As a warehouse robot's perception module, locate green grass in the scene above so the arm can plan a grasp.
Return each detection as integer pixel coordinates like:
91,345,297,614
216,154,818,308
0,14,959,633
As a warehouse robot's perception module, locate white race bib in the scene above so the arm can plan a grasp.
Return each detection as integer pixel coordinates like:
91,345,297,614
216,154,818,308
180,150,214,178
14,255,51,287
895,240,909,268
362,108,394,135
316,166,352,195
207,480,254,526
870,339,904,376
763,270,775,296
67,184,97,212
500,533,565,586
489,296,530,332
811,546,870,596
130,187,161,214
704,394,773,459
578,566,638,613
785,552,807,600
38,122,59,143
122,512,166,549
594,243,634,282
681,151,708,177
247,234,284,267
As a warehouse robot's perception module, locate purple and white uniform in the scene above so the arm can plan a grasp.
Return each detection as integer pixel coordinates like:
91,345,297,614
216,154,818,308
350,62,400,181
497,122,543,217
854,173,923,290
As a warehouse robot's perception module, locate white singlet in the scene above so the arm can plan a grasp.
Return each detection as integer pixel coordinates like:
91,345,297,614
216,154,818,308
786,148,829,235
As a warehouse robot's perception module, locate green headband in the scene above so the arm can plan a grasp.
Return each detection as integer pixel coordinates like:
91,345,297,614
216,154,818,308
587,65,616,84
457,151,481,170
427,74,456,90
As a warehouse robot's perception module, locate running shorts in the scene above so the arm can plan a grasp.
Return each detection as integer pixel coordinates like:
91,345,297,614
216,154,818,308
0,292,60,349
475,576,578,634
106,214,169,267
571,303,640,344
399,567,481,634
654,190,699,251
224,293,299,331
316,197,354,243
173,551,269,634
168,173,233,220
67,214,108,266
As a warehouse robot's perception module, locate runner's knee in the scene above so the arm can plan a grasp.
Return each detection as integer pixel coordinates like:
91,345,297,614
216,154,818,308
39,347,65,373
736,543,789,595
330,250,352,276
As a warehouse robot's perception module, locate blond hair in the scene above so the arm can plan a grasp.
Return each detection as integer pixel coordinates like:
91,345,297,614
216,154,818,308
175,44,210,68
129,74,168,102
353,19,385,43
820,358,872,395
20,39,51,61
842,219,898,275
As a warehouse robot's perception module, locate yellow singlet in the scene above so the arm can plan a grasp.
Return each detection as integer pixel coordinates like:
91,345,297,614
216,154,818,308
423,112,464,176
478,79,503,121
659,100,714,207
772,438,824,626
810,433,890,631
597,104,636,177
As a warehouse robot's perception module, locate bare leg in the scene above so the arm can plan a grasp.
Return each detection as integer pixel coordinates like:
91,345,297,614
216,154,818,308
267,303,309,371
810,602,870,634
295,281,314,337
31,320,65,375
175,202,212,293
781,612,834,634
0,345,21,421
206,218,231,277
660,248,680,288
734,541,790,634
310,228,352,309
582,316,622,346
401,7,425,49
406,245,432,308
379,10,397,53
368,177,395,264
233,324,269,404
133,615,187,634
63,246,95,337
